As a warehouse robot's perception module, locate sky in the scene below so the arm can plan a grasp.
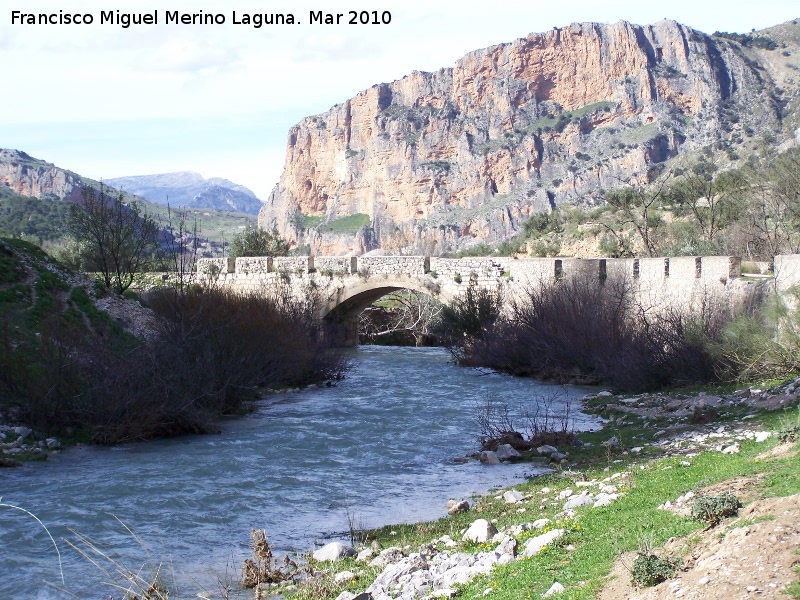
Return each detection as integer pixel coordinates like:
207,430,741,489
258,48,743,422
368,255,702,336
2,1,799,200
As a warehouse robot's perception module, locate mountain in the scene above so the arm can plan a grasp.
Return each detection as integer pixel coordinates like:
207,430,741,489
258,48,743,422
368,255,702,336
106,172,265,215
0,150,256,253
259,18,800,256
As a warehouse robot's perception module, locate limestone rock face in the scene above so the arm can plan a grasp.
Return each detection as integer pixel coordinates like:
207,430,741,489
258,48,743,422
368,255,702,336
0,149,84,202
260,19,788,255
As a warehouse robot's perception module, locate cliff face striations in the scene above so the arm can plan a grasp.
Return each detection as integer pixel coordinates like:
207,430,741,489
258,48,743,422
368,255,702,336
0,149,85,202
259,19,789,255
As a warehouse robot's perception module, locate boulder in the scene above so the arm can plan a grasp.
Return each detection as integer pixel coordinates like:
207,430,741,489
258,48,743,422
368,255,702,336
495,444,522,461
356,548,374,562
334,570,356,584
537,445,558,455
369,546,404,569
502,490,524,504
564,494,594,510
447,500,470,515
479,451,501,465
592,493,618,507
463,519,498,543
522,529,564,557
543,582,566,597
312,541,355,562
13,426,32,440
722,442,741,454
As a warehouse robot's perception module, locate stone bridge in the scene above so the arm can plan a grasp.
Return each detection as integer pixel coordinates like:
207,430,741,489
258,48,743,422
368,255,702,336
197,254,800,346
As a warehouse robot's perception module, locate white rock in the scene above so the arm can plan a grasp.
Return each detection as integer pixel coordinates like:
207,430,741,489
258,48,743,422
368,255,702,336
13,426,32,439
564,494,594,510
532,518,551,529
557,489,573,500
496,444,522,461
313,542,355,562
755,431,771,443
503,490,525,504
601,436,619,448
597,391,613,397
537,445,558,455
334,570,356,584
463,519,498,543
593,493,619,507
543,582,566,597
447,500,470,515
631,447,643,454
45,438,60,449
334,592,356,600
356,548,375,562
479,451,501,465
522,529,564,557
722,443,740,454
430,589,457,598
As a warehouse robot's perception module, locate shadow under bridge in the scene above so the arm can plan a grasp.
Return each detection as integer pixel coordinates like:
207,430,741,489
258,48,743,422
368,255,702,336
320,275,453,347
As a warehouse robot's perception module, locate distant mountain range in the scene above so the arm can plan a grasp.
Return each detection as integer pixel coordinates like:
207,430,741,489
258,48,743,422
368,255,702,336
106,172,264,215
0,149,256,253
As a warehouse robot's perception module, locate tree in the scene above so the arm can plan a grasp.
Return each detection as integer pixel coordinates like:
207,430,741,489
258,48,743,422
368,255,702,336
68,184,159,294
601,171,672,257
670,160,747,244
229,225,291,258
359,289,444,346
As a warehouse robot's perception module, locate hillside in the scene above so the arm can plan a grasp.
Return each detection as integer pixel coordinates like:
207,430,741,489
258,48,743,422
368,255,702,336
106,171,265,215
0,149,257,255
259,18,800,256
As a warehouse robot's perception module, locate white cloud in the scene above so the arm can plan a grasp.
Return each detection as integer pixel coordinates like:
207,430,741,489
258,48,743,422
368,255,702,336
3,0,799,194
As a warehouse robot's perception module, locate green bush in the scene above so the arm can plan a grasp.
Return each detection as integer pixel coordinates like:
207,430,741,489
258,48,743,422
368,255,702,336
229,225,291,257
631,553,682,587
691,494,741,526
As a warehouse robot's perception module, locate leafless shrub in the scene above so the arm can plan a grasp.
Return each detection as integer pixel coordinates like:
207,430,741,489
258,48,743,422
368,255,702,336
241,530,299,589
459,274,755,392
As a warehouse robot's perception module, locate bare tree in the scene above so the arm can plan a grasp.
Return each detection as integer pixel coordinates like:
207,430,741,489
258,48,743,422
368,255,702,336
599,171,673,257
359,289,444,346
69,184,159,294
670,160,747,244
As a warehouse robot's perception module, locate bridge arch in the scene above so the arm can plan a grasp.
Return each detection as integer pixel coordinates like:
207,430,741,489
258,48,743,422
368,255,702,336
321,276,456,346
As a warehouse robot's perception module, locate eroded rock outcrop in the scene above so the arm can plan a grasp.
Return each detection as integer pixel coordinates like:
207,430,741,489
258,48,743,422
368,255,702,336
260,19,789,255
0,149,84,202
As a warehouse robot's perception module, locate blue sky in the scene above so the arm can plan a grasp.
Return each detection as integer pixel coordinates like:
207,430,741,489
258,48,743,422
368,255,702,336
2,0,798,199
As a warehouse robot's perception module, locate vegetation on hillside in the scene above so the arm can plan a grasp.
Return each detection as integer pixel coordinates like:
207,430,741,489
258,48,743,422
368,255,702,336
466,147,800,261
0,238,345,444
229,224,291,258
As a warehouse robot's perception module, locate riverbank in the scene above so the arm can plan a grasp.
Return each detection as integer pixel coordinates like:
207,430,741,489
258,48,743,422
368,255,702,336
263,378,800,600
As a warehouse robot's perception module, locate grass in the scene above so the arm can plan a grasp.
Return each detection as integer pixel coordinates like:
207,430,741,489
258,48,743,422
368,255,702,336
278,388,800,600
318,213,371,234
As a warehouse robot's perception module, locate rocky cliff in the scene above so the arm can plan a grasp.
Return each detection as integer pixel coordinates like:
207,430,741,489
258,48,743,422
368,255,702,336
0,149,85,202
260,19,799,255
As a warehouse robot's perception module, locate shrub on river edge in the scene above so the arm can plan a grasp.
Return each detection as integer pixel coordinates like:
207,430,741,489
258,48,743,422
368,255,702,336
0,239,347,444
441,274,800,391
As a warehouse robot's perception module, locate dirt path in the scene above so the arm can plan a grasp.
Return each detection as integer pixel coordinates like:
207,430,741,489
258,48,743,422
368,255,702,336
597,490,800,600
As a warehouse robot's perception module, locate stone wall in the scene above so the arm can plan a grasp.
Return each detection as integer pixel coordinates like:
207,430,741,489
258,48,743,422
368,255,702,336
195,254,800,317
774,255,800,292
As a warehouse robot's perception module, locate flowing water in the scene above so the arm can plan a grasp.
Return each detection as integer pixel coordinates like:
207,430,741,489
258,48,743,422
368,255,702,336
0,346,601,599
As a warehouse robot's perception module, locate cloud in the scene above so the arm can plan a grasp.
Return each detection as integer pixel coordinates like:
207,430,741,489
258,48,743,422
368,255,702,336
137,39,241,74
293,33,383,62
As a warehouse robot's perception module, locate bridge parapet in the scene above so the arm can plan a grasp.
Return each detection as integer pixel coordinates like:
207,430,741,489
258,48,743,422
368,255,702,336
357,256,429,276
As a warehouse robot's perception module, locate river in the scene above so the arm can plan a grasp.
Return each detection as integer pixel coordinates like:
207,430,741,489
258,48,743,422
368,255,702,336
0,346,601,599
